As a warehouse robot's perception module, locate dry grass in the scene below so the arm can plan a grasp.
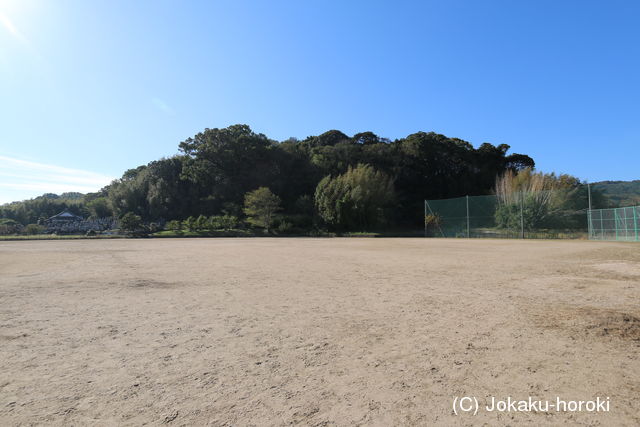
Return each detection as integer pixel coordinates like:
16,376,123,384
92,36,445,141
495,168,558,206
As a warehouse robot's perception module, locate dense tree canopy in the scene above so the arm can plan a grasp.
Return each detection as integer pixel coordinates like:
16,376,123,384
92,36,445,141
2,124,541,231
315,164,395,230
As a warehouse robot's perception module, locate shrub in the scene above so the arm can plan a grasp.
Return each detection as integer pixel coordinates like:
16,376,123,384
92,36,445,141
221,214,239,230
0,218,23,235
208,214,239,230
166,220,182,231
207,215,222,230
183,216,196,231
276,221,293,234
24,224,44,235
195,215,208,230
424,214,442,237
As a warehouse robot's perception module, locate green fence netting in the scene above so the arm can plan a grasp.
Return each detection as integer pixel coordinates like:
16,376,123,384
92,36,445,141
424,191,589,239
588,206,640,241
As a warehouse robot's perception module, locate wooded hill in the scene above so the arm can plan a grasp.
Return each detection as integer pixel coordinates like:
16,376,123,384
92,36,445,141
2,124,538,231
592,180,640,207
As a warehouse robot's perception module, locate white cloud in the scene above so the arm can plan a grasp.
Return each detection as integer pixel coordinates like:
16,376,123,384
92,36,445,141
0,156,115,204
152,97,174,115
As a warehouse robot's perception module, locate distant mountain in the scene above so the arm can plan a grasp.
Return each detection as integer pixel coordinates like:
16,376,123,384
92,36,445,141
1,192,85,207
592,180,640,207
39,192,85,200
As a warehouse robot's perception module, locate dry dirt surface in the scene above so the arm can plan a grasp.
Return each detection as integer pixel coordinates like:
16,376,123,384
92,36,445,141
0,238,639,426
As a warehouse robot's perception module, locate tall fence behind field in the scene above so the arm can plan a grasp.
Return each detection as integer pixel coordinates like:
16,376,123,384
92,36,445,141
588,206,640,241
424,190,589,239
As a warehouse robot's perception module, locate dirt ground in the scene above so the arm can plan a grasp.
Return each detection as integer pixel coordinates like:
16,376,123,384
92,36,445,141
0,238,638,426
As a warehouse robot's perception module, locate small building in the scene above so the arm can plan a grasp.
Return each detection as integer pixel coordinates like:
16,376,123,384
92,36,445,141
47,210,83,223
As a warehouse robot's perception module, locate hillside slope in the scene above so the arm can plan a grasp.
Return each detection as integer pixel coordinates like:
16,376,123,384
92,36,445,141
593,180,640,207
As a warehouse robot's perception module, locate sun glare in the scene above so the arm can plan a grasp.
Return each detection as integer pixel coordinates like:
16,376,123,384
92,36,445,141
0,0,43,46
0,0,28,43
0,11,18,36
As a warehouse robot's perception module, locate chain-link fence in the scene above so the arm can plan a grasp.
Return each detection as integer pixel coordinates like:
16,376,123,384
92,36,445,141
424,190,589,239
588,206,640,241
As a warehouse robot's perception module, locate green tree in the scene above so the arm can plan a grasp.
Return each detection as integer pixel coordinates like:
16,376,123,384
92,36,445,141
145,157,192,219
120,212,143,233
244,187,282,232
179,125,277,210
304,129,350,147
86,197,112,218
352,131,384,145
315,164,395,231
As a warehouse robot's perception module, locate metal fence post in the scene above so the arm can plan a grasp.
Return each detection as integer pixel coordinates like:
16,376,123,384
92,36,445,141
424,200,427,238
466,195,470,238
623,208,629,240
633,206,638,242
587,183,592,240
520,191,525,239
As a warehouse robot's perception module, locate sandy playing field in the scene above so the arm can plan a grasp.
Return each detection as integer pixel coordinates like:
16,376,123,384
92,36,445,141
0,238,638,426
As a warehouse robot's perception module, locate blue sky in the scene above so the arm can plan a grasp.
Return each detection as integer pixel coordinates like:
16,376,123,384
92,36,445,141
1,0,638,204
